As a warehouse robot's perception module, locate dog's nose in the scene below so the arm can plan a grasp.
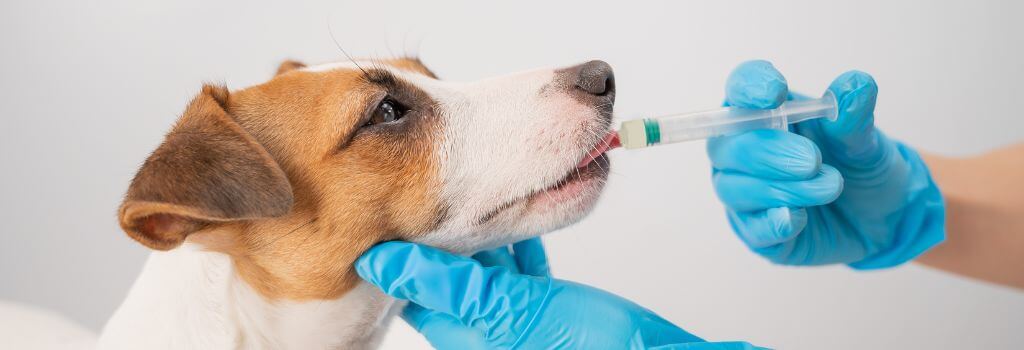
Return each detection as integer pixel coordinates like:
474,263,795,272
572,60,615,97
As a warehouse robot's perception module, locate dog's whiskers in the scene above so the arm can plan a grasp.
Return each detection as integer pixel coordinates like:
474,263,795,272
326,16,369,78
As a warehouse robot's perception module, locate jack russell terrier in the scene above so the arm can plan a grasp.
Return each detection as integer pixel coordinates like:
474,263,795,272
97,57,617,349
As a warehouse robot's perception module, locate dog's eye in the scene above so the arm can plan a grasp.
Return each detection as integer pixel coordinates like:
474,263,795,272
367,99,406,126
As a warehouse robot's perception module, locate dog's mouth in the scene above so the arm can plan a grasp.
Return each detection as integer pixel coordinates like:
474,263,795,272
536,153,609,194
476,131,619,225
524,131,618,203
575,132,620,168
536,131,617,191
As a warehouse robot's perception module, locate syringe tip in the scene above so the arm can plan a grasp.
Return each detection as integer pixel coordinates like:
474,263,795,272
618,119,650,149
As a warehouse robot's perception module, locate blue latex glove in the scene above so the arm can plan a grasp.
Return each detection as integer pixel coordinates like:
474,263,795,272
356,239,763,349
707,60,945,268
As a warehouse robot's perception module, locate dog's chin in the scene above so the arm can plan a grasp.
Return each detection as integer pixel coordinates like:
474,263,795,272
448,154,609,254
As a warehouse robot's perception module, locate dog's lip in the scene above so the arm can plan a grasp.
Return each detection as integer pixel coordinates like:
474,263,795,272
475,129,617,225
575,132,620,169
475,143,613,225
541,133,614,195
527,152,610,205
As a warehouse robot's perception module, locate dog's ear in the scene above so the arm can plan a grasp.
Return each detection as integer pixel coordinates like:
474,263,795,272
118,85,294,250
275,60,306,76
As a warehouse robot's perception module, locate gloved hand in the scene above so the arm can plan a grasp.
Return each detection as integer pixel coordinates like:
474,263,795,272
707,60,945,268
356,239,762,349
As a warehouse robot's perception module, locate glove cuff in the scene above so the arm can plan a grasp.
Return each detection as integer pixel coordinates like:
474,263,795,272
848,141,946,270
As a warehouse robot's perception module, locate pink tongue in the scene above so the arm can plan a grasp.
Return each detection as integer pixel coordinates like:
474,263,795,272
576,132,621,168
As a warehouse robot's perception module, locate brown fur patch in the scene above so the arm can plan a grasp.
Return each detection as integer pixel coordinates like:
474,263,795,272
120,59,444,300
275,60,307,76
119,85,293,250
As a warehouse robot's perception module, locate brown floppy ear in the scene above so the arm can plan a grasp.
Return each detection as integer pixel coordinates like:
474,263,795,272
118,85,293,250
275,60,306,76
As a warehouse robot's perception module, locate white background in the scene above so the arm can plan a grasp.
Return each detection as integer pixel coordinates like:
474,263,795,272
2,0,1023,349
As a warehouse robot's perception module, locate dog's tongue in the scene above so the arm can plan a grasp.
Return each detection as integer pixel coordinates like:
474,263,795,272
608,132,622,149
576,132,621,168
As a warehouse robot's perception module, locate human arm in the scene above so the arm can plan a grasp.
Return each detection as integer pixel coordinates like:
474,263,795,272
917,144,1024,288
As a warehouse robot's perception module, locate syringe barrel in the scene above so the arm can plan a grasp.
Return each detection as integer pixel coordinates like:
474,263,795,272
655,108,786,144
618,91,837,149
780,90,838,123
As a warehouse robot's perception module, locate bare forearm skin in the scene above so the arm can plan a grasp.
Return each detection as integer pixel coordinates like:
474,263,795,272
918,143,1024,289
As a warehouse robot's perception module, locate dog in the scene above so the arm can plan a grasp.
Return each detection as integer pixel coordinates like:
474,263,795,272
97,57,617,349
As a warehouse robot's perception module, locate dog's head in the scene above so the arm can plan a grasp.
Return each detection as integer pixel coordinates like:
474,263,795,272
118,58,616,299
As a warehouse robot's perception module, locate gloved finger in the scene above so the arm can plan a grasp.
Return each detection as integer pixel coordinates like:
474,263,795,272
725,60,789,109
472,245,520,273
727,207,808,249
713,164,844,212
402,303,491,349
511,237,551,277
355,241,544,327
401,302,449,332
707,129,821,180
799,71,881,165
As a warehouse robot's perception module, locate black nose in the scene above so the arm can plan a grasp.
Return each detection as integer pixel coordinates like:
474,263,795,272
573,60,615,96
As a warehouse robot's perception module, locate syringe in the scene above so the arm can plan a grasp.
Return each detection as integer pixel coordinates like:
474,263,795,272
618,91,838,149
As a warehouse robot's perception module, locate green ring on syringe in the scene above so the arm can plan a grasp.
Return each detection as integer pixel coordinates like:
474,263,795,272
620,90,838,149
643,118,661,145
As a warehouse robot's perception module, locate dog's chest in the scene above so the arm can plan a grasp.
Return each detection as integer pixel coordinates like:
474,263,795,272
98,245,396,349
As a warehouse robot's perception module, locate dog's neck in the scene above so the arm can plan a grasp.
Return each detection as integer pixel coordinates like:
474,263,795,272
97,243,397,349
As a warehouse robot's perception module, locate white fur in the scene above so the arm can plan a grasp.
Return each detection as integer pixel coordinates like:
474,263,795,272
302,60,374,73
97,244,395,350
394,68,610,252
